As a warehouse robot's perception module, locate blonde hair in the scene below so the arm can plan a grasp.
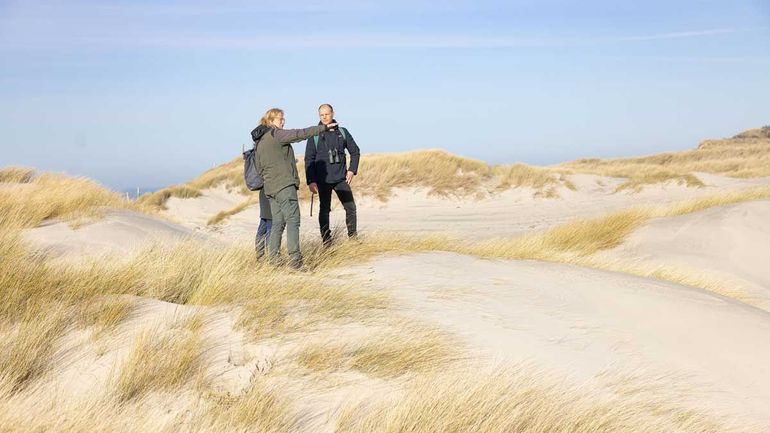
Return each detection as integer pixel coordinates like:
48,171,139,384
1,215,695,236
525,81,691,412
259,108,284,126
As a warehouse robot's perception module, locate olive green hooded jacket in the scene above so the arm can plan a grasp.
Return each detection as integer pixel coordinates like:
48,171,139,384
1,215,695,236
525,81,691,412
253,125,325,197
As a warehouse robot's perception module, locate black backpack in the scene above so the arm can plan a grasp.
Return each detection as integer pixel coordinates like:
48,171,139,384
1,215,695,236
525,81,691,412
243,142,263,191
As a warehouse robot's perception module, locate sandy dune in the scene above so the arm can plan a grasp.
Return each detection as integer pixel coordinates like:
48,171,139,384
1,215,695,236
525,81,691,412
8,162,770,430
170,172,770,243
164,185,246,229
341,251,770,426
603,199,770,310
23,209,206,260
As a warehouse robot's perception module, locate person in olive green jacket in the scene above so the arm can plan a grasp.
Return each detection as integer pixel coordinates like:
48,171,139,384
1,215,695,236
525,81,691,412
252,108,336,268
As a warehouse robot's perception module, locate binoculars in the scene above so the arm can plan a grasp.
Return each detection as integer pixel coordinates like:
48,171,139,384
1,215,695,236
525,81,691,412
328,148,341,164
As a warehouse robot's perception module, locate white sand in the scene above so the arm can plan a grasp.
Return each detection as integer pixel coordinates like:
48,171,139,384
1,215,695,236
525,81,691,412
23,209,206,260
602,199,770,310
164,184,246,229
340,251,770,426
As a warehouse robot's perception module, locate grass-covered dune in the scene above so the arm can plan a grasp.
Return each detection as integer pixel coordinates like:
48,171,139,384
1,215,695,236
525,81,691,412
139,126,770,211
562,126,770,183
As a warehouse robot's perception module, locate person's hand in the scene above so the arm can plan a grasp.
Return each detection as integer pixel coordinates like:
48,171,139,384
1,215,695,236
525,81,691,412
345,171,354,185
325,122,338,131
309,182,318,194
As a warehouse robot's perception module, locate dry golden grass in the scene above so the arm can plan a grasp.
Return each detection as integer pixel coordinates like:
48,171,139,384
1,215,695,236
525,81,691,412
206,197,257,226
135,185,203,210
337,367,754,433
492,163,576,197
563,127,770,180
114,323,201,401
615,172,704,192
351,150,492,200
0,167,36,183
81,297,134,339
202,380,297,433
298,325,457,378
0,304,68,392
0,171,146,229
665,187,770,216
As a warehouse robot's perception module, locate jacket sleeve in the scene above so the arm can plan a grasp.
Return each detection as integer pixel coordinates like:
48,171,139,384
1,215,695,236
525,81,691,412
272,125,325,144
344,129,361,174
304,137,318,185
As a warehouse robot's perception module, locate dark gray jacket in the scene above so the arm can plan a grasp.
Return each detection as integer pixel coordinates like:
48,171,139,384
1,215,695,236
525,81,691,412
305,120,360,185
253,124,326,196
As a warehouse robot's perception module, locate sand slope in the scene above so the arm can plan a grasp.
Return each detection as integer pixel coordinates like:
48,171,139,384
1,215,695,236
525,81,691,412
604,199,770,309
23,209,205,259
342,252,770,426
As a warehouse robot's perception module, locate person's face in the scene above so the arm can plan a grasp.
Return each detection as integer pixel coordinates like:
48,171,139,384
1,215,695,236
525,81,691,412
271,114,285,129
319,106,333,125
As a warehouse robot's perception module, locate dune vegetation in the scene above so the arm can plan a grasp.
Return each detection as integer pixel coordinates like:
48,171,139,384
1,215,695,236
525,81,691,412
138,127,770,227
3,127,770,431
563,126,770,182
337,366,750,433
139,149,581,211
0,167,147,228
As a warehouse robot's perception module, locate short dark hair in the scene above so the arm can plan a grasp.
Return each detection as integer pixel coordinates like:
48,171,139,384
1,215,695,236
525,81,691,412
318,103,334,112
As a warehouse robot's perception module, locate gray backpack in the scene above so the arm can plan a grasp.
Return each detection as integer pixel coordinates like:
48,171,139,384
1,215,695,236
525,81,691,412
243,143,263,191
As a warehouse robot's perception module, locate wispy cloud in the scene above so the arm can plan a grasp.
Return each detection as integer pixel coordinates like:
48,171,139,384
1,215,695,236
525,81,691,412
0,0,766,51
614,28,754,42
2,28,762,51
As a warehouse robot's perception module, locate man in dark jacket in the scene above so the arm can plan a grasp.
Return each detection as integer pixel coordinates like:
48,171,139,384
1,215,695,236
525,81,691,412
305,104,360,245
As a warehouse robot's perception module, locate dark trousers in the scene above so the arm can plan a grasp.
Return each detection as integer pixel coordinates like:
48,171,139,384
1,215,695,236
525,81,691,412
318,181,357,244
255,218,272,258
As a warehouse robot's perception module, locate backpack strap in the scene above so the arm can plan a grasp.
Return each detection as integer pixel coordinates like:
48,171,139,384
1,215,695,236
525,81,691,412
312,128,347,151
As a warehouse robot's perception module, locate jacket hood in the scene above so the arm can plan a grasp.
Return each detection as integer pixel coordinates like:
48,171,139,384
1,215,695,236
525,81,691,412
251,125,271,143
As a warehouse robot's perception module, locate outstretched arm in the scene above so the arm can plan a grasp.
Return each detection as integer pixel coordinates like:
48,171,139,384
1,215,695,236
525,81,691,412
273,125,326,144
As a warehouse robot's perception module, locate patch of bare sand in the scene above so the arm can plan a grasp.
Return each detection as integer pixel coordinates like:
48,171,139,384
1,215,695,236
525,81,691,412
599,199,770,310
163,184,249,229
23,209,208,260
341,252,770,427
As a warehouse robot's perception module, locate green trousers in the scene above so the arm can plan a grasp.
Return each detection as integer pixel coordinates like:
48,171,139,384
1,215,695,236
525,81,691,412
267,185,302,266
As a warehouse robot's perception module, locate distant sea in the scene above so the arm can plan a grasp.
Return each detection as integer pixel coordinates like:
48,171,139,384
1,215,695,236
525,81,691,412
119,187,162,200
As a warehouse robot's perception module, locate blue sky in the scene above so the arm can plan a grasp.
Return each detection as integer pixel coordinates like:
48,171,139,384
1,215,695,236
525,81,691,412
1,0,769,190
